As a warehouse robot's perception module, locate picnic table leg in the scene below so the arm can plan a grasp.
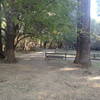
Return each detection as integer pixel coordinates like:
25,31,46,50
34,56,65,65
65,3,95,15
93,54,96,59
45,52,47,60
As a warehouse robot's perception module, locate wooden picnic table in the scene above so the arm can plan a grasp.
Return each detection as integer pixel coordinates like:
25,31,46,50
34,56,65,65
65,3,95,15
45,52,67,60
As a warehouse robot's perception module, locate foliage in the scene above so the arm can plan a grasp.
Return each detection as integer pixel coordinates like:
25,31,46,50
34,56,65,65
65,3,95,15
0,0,77,48
91,19,100,41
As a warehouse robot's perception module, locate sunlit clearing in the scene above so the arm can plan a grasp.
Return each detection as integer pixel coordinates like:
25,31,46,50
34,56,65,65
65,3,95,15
88,76,100,81
60,67,80,71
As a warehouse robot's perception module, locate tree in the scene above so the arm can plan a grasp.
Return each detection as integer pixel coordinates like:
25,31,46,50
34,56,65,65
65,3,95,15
0,1,5,59
74,0,91,66
3,0,16,63
0,0,76,63
0,21,3,59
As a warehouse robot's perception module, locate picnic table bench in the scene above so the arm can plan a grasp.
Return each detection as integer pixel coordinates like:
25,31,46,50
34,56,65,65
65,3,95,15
91,53,100,60
45,50,100,60
45,52,67,60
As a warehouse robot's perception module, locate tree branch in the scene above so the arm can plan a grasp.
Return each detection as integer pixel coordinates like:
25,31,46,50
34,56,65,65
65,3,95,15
0,28,7,33
14,34,33,48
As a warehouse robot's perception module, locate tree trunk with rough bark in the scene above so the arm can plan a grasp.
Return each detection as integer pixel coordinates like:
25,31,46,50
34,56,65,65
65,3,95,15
0,12,5,59
5,34,16,63
0,26,4,59
5,12,16,63
74,0,91,66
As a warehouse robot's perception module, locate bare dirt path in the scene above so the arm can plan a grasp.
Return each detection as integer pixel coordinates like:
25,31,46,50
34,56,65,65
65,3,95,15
0,51,100,100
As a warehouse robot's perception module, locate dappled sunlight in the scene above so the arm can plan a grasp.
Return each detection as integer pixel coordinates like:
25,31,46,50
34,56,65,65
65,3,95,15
88,76,100,81
59,67,80,71
67,55,75,58
17,51,44,59
36,52,43,54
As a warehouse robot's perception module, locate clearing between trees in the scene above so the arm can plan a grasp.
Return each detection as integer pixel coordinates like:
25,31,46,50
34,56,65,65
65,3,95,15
0,51,100,100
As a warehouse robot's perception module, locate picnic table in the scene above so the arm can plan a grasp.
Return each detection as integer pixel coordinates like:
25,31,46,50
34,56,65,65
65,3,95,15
45,52,67,60
91,53,100,60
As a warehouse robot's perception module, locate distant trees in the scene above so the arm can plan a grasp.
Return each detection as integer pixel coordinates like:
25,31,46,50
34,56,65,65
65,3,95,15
96,0,100,16
0,0,92,66
91,20,100,36
91,20,100,50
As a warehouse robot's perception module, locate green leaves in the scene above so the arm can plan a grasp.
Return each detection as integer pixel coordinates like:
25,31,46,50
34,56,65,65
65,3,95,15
1,0,77,44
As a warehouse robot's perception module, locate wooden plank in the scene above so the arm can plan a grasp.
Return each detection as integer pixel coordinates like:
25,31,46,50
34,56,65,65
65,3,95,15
46,55,64,58
91,53,100,60
45,53,67,55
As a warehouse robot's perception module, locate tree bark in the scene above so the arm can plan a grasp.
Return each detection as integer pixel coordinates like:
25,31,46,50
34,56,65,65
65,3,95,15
5,34,16,63
74,34,80,63
5,12,16,63
74,0,91,67
0,21,2,53
0,9,5,59
0,25,4,59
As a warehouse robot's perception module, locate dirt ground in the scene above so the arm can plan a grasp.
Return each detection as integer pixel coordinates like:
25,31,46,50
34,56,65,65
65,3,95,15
0,51,100,100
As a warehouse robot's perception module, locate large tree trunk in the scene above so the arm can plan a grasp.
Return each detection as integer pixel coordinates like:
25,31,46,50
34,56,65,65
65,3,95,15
0,22,2,53
0,13,5,59
74,35,80,63
5,13,16,63
74,0,91,66
5,34,16,63
0,26,4,59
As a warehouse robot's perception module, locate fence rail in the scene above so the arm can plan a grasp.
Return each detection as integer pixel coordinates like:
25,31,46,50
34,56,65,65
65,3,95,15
45,52,100,60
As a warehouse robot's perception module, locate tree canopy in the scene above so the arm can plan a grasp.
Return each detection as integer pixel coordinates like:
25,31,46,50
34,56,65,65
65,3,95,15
0,0,77,62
